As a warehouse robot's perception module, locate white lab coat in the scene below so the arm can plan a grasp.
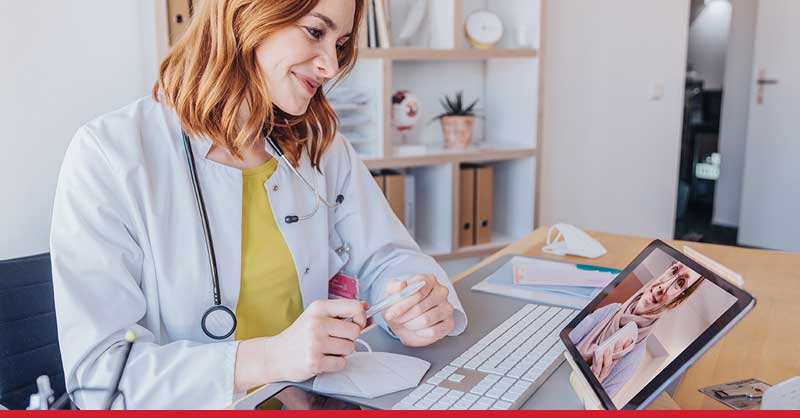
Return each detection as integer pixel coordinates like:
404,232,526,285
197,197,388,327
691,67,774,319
50,97,467,409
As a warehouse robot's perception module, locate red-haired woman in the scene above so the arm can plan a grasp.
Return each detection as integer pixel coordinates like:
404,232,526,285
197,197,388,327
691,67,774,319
51,0,465,409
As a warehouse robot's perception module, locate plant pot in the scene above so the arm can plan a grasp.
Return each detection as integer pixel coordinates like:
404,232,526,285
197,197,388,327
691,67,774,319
440,115,475,150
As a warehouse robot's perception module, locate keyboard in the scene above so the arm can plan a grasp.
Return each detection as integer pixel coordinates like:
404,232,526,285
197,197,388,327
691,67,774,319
392,304,578,410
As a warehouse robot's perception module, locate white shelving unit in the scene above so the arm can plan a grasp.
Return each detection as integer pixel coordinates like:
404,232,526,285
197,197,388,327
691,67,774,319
343,0,543,263
156,0,544,263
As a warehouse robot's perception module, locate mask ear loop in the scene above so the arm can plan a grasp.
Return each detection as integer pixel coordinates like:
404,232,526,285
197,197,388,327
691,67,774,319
543,225,566,255
354,339,373,355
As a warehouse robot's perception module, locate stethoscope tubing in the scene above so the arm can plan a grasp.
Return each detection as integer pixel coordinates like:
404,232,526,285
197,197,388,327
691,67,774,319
264,135,344,223
182,131,223,307
182,128,346,339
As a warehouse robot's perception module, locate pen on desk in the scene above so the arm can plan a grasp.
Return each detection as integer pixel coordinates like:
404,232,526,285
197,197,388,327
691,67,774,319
102,330,136,410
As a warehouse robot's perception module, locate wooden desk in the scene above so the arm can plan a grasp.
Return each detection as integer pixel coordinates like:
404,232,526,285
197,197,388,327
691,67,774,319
452,228,800,409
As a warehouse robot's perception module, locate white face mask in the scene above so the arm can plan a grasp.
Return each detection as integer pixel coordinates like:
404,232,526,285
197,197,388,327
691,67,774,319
542,223,607,259
312,340,431,399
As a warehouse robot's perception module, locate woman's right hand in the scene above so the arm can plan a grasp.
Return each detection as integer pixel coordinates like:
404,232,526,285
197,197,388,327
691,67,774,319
234,299,367,392
591,338,633,383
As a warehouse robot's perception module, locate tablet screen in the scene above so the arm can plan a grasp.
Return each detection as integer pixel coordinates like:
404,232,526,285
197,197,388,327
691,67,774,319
562,242,752,409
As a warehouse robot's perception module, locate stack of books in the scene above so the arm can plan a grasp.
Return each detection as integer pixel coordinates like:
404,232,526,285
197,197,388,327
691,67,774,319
360,0,392,49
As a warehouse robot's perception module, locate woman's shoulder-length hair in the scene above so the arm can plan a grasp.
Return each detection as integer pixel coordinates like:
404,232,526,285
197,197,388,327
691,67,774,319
153,0,365,168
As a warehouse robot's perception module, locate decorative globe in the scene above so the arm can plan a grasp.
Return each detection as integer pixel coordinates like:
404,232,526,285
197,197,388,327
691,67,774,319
391,91,421,132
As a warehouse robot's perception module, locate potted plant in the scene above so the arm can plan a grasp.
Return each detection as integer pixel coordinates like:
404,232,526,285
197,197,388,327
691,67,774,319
433,91,479,150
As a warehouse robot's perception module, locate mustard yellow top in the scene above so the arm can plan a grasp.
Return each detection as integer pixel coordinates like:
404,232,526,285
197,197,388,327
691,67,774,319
235,159,303,342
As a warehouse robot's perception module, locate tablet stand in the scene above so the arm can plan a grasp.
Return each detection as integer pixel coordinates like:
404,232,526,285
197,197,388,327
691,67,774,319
564,246,746,410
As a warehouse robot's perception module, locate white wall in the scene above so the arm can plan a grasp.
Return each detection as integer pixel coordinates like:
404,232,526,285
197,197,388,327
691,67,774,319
687,0,733,90
713,0,759,227
539,0,690,239
0,1,160,259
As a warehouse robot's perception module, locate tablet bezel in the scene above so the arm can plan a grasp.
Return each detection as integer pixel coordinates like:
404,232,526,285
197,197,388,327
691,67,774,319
559,240,756,410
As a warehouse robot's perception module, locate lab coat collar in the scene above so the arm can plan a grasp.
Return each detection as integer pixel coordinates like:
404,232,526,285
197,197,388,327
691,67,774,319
186,134,285,175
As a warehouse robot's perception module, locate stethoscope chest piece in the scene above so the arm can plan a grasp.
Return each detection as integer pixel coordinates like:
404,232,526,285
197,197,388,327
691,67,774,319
201,305,237,340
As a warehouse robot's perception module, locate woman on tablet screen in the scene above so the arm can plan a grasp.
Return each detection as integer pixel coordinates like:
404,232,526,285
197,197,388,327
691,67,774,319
569,262,704,397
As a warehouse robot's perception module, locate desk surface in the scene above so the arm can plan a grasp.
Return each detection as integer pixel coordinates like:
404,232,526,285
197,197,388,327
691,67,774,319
453,228,800,410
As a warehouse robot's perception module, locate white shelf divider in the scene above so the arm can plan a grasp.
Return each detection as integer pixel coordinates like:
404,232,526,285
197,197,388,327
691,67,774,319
409,164,454,255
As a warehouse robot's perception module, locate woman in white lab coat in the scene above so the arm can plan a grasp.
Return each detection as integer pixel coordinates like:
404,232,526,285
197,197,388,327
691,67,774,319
50,0,466,409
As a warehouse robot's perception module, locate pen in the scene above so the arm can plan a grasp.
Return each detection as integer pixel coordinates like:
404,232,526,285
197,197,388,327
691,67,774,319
345,280,426,323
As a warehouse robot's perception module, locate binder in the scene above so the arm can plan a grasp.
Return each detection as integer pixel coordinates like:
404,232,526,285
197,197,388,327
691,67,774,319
167,0,193,45
371,172,385,194
367,0,377,48
459,166,476,247
474,165,494,245
383,171,405,223
374,0,392,48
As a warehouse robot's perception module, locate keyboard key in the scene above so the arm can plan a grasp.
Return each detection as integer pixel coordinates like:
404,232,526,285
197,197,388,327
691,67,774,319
508,386,527,395
464,359,482,369
415,399,435,409
448,374,465,383
426,376,444,385
431,387,449,396
424,392,443,403
431,402,449,410
522,370,543,382
501,391,523,402
452,398,476,410
514,380,533,391
408,384,433,399
486,388,505,399
500,377,517,385
470,385,489,395
494,383,511,392
491,400,513,410
462,393,480,403
446,390,464,399
478,366,503,374
469,404,490,410
477,396,496,406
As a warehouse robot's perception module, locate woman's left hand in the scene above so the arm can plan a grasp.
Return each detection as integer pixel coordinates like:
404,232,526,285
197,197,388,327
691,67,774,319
382,274,455,347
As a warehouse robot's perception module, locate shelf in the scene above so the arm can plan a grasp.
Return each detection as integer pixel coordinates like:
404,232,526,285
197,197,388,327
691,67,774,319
359,48,538,61
363,146,535,170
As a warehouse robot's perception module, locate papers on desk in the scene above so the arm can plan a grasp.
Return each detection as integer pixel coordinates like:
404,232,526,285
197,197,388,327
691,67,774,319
472,256,621,309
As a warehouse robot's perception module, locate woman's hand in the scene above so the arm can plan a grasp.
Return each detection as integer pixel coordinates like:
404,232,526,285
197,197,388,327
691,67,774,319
382,274,455,348
591,338,633,383
234,299,367,392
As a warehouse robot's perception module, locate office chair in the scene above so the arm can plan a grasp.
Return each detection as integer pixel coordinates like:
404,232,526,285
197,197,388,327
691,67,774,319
0,253,65,410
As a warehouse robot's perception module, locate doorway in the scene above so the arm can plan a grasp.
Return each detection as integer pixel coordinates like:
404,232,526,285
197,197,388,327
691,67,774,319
675,0,748,245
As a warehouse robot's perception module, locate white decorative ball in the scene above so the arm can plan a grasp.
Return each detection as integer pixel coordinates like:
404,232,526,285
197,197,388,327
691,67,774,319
391,91,421,132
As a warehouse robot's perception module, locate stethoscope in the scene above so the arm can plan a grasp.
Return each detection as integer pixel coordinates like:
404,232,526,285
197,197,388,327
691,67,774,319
181,129,344,340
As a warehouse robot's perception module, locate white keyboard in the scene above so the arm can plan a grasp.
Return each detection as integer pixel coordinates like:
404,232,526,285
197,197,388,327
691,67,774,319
393,304,578,410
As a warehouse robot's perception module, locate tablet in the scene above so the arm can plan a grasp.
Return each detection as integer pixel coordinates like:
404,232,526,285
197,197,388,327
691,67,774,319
559,240,756,410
